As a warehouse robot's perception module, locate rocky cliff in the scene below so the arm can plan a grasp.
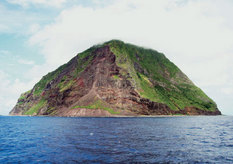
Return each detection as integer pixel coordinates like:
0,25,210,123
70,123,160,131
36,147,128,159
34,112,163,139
10,40,221,116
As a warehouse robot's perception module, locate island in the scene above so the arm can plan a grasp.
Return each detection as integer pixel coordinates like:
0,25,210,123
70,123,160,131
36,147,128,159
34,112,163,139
10,40,221,116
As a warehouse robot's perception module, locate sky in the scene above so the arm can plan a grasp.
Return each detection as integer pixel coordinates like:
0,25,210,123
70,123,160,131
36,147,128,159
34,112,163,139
0,0,232,115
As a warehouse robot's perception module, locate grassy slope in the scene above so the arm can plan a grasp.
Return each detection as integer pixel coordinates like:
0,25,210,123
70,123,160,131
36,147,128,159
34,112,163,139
72,99,120,114
20,45,100,115
33,45,98,96
18,40,217,115
106,40,217,111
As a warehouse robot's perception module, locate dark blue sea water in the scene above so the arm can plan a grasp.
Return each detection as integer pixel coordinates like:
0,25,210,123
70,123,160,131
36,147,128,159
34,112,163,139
0,116,233,163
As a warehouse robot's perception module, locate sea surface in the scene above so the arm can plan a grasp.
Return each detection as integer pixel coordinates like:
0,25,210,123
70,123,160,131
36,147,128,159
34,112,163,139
0,116,233,163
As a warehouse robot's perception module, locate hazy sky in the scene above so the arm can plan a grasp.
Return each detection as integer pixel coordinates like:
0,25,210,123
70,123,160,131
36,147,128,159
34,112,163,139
0,0,232,115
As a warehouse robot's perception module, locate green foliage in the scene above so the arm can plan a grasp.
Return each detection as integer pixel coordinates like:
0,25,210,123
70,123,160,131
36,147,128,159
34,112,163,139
18,95,25,100
72,100,119,114
46,107,56,115
107,40,179,82
107,40,217,111
24,99,47,115
57,77,75,92
18,90,31,100
33,45,98,96
74,49,95,76
18,102,24,105
113,75,120,80
33,64,68,96
61,80,75,92
136,73,161,103
72,44,104,77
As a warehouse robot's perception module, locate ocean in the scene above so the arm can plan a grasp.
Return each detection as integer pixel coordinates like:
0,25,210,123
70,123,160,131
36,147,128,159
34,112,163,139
0,116,232,163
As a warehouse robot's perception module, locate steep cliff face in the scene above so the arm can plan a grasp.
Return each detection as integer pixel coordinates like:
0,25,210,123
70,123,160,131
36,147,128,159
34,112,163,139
10,40,221,116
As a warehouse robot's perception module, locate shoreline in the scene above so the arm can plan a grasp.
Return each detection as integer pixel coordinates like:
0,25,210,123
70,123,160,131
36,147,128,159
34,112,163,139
6,114,226,118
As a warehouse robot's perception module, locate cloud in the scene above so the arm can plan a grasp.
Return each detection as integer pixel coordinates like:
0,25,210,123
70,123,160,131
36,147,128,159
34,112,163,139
221,87,233,95
0,24,9,31
0,3,55,35
28,24,41,34
0,50,10,56
18,59,35,65
0,4,27,33
7,0,67,8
